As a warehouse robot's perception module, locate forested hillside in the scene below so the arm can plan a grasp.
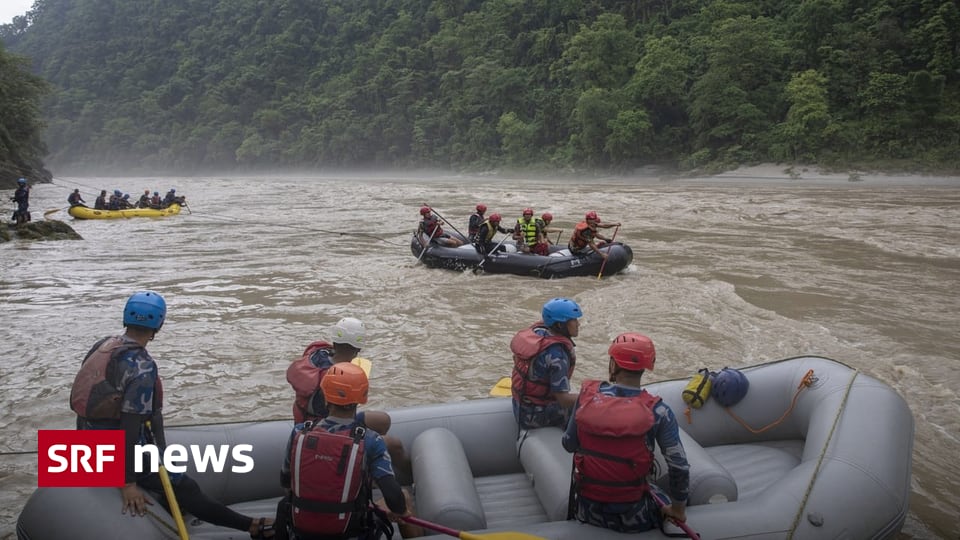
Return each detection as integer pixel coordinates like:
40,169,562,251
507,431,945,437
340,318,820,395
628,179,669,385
2,0,959,174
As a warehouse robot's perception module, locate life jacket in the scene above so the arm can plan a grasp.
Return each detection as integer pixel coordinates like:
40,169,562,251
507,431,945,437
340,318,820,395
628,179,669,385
569,221,593,251
421,216,443,239
289,423,369,537
516,218,539,246
480,219,498,242
286,341,333,424
70,336,162,420
468,213,484,237
510,324,575,407
573,380,659,503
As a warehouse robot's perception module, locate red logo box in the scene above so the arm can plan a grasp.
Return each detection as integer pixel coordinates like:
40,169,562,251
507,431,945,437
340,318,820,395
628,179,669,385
38,430,126,487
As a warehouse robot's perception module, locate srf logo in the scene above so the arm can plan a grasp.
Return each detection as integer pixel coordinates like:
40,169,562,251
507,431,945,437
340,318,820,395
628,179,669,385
38,430,125,487
37,429,256,487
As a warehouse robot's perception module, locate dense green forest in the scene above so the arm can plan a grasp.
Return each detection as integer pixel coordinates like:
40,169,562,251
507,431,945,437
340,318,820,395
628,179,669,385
0,40,50,186
2,0,959,175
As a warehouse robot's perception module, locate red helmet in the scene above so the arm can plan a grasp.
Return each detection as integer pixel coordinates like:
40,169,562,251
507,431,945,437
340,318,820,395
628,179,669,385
420,206,432,216
489,213,501,222
585,211,599,221
476,204,487,213
523,207,534,216
608,332,655,371
541,212,553,222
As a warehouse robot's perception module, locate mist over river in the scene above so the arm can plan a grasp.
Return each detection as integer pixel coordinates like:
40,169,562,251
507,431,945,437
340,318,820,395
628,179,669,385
2,169,958,539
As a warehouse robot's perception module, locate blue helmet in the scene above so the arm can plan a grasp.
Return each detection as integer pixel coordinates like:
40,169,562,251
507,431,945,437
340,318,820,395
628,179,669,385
541,297,582,327
123,290,167,330
711,368,749,407
17,177,26,185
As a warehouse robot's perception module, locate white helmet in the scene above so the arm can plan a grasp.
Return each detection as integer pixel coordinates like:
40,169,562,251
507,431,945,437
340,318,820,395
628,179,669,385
331,317,365,348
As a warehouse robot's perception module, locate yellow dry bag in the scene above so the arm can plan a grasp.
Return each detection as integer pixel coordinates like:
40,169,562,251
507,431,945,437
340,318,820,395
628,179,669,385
682,368,713,409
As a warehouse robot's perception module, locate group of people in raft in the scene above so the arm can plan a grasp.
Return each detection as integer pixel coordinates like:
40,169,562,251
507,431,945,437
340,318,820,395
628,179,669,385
416,204,622,259
69,292,691,540
68,187,186,210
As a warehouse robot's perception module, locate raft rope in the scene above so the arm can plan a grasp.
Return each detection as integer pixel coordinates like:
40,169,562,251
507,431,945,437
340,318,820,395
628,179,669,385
786,368,859,539
46,178,405,246
724,369,817,434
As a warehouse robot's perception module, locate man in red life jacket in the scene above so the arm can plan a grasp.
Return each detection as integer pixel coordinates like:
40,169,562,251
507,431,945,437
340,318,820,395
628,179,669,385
510,297,583,429
286,318,411,482
562,333,690,533
568,211,621,259
71,291,275,538
279,363,422,539
416,206,462,247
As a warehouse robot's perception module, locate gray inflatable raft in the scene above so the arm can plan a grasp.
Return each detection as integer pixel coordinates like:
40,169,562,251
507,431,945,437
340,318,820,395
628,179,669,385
17,356,913,539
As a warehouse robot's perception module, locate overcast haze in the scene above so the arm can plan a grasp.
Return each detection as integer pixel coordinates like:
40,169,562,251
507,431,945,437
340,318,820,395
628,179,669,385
1,0,33,25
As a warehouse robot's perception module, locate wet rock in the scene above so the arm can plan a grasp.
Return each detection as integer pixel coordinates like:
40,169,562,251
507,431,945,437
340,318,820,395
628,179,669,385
1,219,83,242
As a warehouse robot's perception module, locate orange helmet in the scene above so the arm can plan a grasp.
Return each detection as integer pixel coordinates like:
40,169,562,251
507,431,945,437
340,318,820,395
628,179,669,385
608,332,655,371
321,363,369,405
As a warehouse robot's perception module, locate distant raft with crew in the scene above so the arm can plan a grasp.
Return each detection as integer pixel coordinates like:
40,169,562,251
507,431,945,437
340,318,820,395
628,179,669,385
411,231,633,279
68,202,183,220
17,356,913,539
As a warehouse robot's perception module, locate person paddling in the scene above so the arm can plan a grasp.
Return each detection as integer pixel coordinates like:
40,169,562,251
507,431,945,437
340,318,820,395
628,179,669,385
569,211,620,259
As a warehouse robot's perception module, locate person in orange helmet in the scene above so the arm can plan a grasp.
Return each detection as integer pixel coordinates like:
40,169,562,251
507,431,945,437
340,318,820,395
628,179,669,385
278,363,422,539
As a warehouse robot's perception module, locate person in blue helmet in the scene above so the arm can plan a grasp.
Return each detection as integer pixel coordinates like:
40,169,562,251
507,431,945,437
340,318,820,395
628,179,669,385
108,190,122,210
11,177,30,224
70,291,276,538
509,297,583,429
563,332,690,533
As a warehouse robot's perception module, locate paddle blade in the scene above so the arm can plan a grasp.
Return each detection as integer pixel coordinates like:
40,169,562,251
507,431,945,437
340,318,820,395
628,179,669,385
489,377,511,397
43,208,62,217
352,357,372,377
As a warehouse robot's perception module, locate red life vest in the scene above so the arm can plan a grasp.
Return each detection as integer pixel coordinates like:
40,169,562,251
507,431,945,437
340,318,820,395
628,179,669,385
70,336,162,419
290,424,369,537
421,216,443,238
569,221,594,250
574,380,659,503
510,324,575,407
286,341,333,424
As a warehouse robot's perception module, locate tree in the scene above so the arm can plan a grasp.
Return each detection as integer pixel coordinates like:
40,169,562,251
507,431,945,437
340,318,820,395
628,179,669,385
774,69,832,162
0,42,50,185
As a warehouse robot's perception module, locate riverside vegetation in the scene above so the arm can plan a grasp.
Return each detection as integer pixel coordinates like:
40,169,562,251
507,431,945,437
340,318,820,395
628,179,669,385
1,0,959,180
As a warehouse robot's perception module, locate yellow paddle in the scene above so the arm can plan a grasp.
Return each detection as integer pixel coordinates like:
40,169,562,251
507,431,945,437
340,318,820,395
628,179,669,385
489,377,511,397
352,356,372,377
402,515,546,540
145,421,189,540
